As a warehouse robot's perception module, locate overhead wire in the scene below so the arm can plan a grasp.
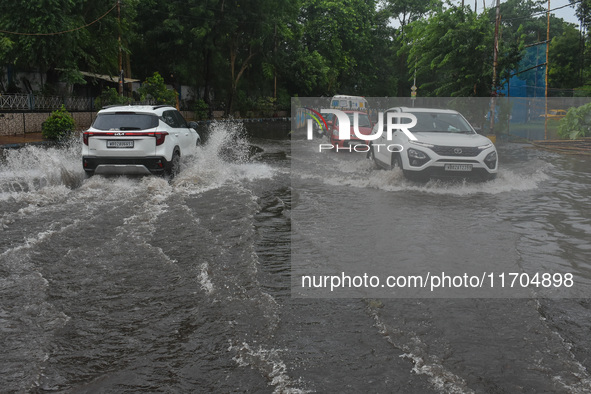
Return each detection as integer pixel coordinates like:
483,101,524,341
0,1,118,36
498,0,583,23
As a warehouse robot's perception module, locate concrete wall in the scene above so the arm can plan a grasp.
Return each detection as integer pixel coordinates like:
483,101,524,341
0,112,96,136
0,110,291,138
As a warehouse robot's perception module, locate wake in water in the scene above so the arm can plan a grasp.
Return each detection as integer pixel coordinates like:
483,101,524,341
0,121,277,201
292,139,552,196
366,162,551,195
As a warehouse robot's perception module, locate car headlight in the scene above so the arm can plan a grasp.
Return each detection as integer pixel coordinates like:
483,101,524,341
484,151,497,162
408,148,428,159
407,148,430,167
478,142,493,150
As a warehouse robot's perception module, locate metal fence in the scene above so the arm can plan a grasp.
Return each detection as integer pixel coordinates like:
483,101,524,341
0,93,94,111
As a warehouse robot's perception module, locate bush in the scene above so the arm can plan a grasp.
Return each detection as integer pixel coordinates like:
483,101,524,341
256,96,276,117
42,105,75,140
94,87,132,108
193,99,209,120
558,103,591,140
137,72,177,105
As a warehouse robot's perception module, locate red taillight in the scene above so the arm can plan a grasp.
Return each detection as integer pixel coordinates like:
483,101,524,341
153,132,168,146
82,131,168,145
83,132,92,145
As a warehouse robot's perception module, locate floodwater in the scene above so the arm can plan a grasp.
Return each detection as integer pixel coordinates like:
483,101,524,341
1,121,591,393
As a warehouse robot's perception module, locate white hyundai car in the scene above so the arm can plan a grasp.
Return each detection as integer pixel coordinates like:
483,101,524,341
370,107,498,181
82,105,200,177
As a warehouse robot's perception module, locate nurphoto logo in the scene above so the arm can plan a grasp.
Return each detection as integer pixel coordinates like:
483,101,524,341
305,107,418,152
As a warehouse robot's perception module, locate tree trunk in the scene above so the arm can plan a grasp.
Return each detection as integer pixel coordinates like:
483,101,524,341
203,48,213,118
228,42,256,116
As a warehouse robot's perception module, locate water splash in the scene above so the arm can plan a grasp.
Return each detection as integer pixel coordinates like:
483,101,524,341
0,138,85,200
173,120,275,192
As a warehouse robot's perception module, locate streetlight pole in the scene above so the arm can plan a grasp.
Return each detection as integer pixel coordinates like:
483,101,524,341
489,0,500,134
545,0,550,140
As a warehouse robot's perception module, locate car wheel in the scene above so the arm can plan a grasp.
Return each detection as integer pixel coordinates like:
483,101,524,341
396,153,426,182
329,138,338,152
368,144,381,168
166,150,181,179
394,153,403,170
314,125,323,138
483,173,497,182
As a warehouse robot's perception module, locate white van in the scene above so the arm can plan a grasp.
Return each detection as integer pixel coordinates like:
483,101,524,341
330,95,369,112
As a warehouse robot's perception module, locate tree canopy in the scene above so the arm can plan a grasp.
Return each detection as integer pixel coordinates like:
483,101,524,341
0,0,588,111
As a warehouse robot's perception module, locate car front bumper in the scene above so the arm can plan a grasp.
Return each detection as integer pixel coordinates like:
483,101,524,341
401,147,498,180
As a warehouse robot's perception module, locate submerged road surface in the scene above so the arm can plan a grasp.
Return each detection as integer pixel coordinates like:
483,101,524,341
1,122,591,392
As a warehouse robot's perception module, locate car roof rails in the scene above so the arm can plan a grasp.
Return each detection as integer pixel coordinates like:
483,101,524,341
101,104,128,109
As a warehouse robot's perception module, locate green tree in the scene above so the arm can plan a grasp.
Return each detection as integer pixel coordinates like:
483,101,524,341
382,0,443,97
294,0,387,95
405,6,522,96
131,0,295,115
0,0,128,92
222,0,279,114
549,24,583,91
383,0,442,35
494,0,575,96
574,0,591,89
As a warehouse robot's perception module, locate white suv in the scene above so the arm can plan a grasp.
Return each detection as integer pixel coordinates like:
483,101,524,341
370,107,498,181
82,105,200,177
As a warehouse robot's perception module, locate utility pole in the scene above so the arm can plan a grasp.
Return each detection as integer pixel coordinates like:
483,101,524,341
489,0,500,134
117,0,123,96
544,0,550,139
411,58,417,107
274,23,277,100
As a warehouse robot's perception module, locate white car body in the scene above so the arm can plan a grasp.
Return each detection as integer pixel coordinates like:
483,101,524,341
82,105,200,176
370,107,498,181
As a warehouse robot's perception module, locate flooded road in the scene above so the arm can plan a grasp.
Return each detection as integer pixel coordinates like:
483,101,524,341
1,122,591,393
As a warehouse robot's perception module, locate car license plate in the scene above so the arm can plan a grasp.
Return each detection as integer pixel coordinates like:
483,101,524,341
444,164,472,172
107,140,134,148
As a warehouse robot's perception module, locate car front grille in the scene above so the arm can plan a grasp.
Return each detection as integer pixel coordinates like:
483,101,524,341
430,145,481,157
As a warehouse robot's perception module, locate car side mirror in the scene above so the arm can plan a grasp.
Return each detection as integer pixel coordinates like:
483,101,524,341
188,121,198,129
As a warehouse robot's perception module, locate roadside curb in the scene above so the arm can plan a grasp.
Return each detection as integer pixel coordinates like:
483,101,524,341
0,140,56,150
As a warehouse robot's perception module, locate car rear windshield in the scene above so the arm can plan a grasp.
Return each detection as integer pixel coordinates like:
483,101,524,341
92,113,159,131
